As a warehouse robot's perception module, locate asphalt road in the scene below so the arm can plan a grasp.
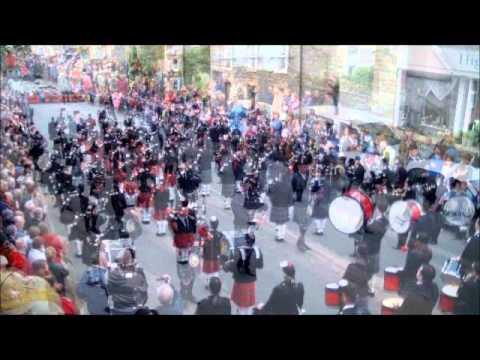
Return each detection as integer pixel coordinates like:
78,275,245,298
29,100,468,315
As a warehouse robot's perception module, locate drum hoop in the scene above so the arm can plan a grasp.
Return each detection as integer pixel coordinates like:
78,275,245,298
329,196,364,234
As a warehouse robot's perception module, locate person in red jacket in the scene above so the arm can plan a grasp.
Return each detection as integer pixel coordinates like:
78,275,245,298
38,223,66,264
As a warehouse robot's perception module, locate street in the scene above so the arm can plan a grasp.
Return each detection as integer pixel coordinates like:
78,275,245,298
30,101,468,315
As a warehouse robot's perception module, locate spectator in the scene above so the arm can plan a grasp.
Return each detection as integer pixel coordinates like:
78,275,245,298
46,247,69,294
27,236,47,264
76,254,109,315
155,274,184,315
38,222,66,264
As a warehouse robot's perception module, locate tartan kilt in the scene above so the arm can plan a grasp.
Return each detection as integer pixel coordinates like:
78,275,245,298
231,281,256,308
153,208,168,221
221,183,235,198
270,205,289,224
202,259,220,274
137,192,152,207
200,169,212,184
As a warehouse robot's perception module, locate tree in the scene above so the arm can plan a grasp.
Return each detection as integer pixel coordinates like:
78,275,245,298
183,46,210,91
128,46,165,78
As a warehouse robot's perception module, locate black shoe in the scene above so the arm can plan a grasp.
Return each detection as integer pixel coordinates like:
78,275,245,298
315,231,324,236
368,289,375,298
91,228,101,235
275,237,285,242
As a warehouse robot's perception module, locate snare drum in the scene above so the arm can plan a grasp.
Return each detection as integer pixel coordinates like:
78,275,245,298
388,200,423,234
384,267,402,292
439,285,458,313
329,188,374,234
441,257,462,286
325,282,341,307
381,297,404,315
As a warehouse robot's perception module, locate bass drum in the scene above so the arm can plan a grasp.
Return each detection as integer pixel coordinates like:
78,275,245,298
442,195,475,227
388,200,423,234
329,188,374,234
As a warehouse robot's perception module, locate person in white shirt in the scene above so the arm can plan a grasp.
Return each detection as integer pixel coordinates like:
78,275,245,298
27,237,47,264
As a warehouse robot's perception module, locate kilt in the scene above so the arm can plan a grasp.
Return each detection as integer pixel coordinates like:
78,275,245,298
270,205,289,224
221,183,235,198
294,205,311,230
202,259,220,274
231,281,256,308
137,192,152,208
153,208,168,221
200,169,212,184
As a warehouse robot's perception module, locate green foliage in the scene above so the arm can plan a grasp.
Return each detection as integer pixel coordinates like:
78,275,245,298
0,45,31,59
128,45,164,78
183,46,210,90
346,66,374,91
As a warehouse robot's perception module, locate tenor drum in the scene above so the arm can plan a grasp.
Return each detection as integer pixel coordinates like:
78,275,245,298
381,297,404,315
388,200,423,234
325,282,341,307
329,188,374,234
439,285,458,313
441,257,462,286
384,267,402,292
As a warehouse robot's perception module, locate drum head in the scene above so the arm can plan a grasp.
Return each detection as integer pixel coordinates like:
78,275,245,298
442,196,475,227
326,282,339,290
37,153,50,172
188,253,200,268
329,196,364,234
388,201,411,234
442,284,459,297
382,297,403,309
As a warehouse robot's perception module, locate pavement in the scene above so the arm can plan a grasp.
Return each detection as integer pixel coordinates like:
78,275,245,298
28,98,468,315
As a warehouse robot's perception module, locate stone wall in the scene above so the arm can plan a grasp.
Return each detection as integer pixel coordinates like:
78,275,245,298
370,46,399,119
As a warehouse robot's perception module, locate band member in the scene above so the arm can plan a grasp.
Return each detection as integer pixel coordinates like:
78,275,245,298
195,276,232,315
268,164,293,242
454,261,480,315
460,218,480,278
177,164,201,209
198,138,213,196
136,163,155,223
201,216,225,286
169,200,197,264
123,173,139,208
360,195,389,295
256,261,304,315
292,162,311,251
397,264,439,315
110,182,127,231
224,233,263,315
311,175,334,236
218,151,236,209
153,179,170,236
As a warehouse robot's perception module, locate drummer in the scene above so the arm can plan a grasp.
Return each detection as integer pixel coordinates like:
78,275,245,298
454,261,480,315
397,264,439,315
338,281,370,315
360,195,389,296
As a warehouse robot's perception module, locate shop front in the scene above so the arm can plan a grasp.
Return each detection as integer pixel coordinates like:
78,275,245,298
397,46,479,140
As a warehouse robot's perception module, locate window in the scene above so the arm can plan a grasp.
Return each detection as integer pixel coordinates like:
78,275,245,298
214,46,289,73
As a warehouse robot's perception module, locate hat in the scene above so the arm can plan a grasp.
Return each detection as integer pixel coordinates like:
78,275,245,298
280,261,295,278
